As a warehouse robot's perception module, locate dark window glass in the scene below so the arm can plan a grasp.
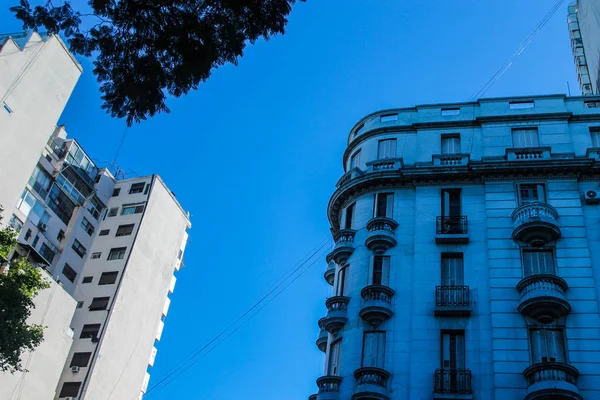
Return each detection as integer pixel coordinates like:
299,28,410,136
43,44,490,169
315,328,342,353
375,193,393,218
72,239,86,258
99,229,110,236
108,207,118,217
122,203,145,215
99,271,119,285
82,276,93,284
129,183,145,194
373,256,383,285
108,247,127,260
57,229,65,242
115,224,134,237
89,297,110,311
80,324,100,339
62,264,77,283
70,352,92,367
345,203,355,229
112,188,121,197
59,382,81,397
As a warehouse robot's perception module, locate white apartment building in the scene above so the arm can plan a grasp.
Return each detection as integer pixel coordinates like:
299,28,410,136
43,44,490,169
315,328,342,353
310,94,600,400
3,128,189,400
0,31,81,219
568,1,600,95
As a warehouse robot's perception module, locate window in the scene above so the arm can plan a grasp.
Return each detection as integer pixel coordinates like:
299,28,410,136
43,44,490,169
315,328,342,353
144,183,151,195
442,108,460,116
24,229,32,241
95,174,101,184
99,229,110,236
70,352,92,367
116,224,135,237
122,203,145,215
80,324,100,339
2,102,13,114
62,264,77,283
344,203,355,230
518,183,546,204
32,235,39,247
82,276,93,284
57,229,65,242
108,207,118,217
327,340,342,375
509,101,534,109
512,128,539,148
112,188,121,197
530,328,566,363
8,215,23,232
81,217,95,236
91,252,101,259
362,331,386,368
47,184,76,224
108,247,127,260
585,101,600,108
377,139,397,159
441,254,464,285
129,182,145,194
86,196,103,220
370,256,390,286
39,243,56,263
76,301,84,309
441,134,461,155
441,331,465,369
380,113,398,122
28,165,52,199
72,239,87,258
441,189,461,217
374,193,393,218
89,297,110,311
523,249,555,276
59,382,81,398
350,150,361,169
336,267,347,296
591,127,600,147
99,271,119,285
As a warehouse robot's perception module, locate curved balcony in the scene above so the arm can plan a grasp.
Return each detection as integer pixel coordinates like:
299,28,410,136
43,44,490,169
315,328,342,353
323,296,350,333
517,274,570,323
359,285,394,328
324,254,336,286
523,362,582,400
308,395,317,400
327,229,356,266
316,375,342,400
512,202,561,245
352,367,391,400
365,217,398,254
316,318,328,353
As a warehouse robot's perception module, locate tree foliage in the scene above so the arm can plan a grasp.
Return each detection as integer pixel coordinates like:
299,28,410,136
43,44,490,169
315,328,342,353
0,211,50,373
10,0,305,125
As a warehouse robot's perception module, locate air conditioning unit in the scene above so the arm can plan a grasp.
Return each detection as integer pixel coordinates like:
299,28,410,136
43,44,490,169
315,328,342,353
71,366,80,373
38,223,47,232
584,190,600,204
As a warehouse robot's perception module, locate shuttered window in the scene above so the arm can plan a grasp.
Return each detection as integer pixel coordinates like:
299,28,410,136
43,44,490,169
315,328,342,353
362,331,386,368
512,128,539,148
377,139,397,159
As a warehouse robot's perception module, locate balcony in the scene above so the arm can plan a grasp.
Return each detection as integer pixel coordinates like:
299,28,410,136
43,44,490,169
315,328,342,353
506,147,551,161
523,362,581,400
434,286,471,317
359,285,394,328
366,158,403,172
434,369,472,400
433,154,470,167
328,229,356,266
322,296,350,333
511,203,561,245
435,216,469,244
324,254,336,286
336,168,364,188
316,318,328,353
316,376,342,400
365,217,398,254
352,367,391,400
517,274,570,323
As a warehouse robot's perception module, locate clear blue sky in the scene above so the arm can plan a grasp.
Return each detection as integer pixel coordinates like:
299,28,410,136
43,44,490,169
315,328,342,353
1,1,579,399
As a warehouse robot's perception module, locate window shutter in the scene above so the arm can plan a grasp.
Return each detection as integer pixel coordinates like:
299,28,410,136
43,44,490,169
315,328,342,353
547,330,565,362
530,329,545,363
386,194,394,218
381,257,390,286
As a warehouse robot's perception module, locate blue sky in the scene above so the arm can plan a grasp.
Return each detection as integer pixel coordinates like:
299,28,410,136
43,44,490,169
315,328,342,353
1,1,579,399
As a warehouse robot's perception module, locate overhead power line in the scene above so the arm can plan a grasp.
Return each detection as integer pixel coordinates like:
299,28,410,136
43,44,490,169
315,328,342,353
469,0,567,101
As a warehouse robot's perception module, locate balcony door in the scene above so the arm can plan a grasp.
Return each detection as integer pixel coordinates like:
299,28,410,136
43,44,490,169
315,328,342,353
441,189,461,218
370,256,390,286
442,331,465,370
362,331,386,368
518,183,546,205
530,328,566,363
374,193,394,219
441,254,464,286
327,340,342,376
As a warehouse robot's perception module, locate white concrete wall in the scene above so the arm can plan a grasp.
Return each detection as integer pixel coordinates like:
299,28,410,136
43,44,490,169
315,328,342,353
0,274,76,400
0,33,81,220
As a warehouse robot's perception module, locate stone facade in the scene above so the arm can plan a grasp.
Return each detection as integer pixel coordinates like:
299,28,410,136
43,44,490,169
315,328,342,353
310,94,600,400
